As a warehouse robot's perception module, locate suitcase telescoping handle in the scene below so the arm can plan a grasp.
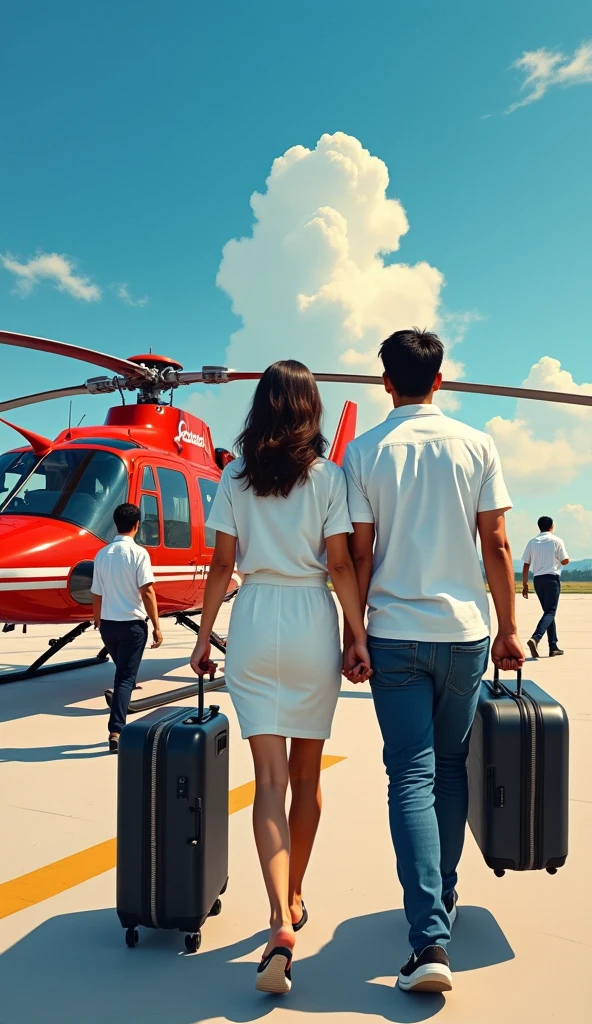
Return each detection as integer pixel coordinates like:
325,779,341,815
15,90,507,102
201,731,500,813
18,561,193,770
196,661,217,721
493,665,522,697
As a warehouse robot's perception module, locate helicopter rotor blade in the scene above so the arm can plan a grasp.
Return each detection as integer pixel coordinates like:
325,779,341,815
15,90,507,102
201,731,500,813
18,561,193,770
0,384,91,414
179,367,592,410
0,330,152,380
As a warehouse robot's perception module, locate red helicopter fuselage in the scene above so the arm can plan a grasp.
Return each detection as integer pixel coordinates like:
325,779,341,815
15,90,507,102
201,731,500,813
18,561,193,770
0,403,236,625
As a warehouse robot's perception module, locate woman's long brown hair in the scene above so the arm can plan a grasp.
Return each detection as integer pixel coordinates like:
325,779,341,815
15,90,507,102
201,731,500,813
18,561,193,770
235,360,327,497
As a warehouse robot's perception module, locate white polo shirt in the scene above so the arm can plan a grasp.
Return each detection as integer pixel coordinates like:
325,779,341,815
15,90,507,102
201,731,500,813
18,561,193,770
521,533,569,577
343,404,512,642
91,534,154,621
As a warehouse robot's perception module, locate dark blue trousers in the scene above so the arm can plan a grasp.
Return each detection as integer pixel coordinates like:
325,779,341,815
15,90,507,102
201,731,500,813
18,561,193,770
100,619,148,734
533,574,561,649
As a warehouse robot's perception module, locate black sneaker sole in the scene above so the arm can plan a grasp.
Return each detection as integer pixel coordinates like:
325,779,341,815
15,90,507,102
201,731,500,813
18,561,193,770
527,639,539,659
399,964,453,993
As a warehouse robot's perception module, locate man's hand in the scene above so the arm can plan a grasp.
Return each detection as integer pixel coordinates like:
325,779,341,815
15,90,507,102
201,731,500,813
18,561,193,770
491,632,525,672
190,638,217,677
151,627,163,649
522,584,529,600
343,638,373,684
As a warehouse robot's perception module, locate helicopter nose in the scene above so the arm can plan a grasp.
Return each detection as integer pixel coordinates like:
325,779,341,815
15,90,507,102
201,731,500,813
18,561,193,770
0,515,101,624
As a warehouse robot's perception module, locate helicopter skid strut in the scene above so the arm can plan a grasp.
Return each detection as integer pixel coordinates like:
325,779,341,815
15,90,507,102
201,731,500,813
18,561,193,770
0,620,109,685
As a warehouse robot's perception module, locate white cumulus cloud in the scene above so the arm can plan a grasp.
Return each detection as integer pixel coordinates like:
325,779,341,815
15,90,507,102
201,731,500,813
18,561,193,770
556,504,592,558
486,357,592,492
0,251,101,301
507,40,592,113
191,132,470,446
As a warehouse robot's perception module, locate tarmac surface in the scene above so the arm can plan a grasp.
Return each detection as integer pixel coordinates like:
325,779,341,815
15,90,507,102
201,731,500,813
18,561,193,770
0,595,591,1023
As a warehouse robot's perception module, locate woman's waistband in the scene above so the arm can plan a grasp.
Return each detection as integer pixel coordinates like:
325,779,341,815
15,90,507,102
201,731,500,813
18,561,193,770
241,572,329,589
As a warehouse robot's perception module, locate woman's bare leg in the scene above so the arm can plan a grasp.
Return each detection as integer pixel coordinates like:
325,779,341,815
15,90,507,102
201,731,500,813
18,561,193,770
249,735,295,958
288,738,325,923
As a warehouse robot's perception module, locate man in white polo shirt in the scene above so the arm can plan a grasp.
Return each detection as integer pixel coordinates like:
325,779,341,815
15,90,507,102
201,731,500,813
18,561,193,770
522,516,569,659
343,328,524,994
91,503,162,753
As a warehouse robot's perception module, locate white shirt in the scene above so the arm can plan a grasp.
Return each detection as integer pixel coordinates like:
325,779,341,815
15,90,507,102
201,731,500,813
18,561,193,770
343,404,512,642
91,534,154,620
206,458,352,579
521,533,569,577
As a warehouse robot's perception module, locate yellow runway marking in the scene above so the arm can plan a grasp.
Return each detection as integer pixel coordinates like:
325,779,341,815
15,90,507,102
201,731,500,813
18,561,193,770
0,753,345,920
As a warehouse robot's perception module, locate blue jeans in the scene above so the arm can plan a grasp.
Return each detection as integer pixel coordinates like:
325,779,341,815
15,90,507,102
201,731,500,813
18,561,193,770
368,635,490,953
533,574,560,649
100,619,148,734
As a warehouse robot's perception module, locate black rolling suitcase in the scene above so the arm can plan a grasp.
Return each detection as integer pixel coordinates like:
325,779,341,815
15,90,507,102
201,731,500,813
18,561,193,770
467,668,568,876
116,676,229,952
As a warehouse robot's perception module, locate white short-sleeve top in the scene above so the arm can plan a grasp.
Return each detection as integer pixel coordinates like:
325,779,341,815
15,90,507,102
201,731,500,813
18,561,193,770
343,404,513,642
206,457,352,580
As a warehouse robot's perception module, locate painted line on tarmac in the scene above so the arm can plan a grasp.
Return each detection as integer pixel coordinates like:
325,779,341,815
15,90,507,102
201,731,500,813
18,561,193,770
0,754,345,920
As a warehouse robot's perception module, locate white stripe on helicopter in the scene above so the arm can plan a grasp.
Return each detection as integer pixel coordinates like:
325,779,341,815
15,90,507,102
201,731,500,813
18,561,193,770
0,568,71,578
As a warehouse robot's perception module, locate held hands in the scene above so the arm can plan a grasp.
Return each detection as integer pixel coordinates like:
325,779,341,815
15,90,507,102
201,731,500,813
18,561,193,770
151,627,163,649
491,631,525,673
343,637,373,684
190,638,217,677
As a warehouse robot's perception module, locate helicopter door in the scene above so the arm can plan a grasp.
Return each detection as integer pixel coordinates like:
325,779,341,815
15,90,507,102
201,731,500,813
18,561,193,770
134,463,198,614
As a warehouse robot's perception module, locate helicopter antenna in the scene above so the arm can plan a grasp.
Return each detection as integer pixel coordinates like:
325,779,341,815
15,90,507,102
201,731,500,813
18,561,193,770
77,414,86,427
68,401,72,431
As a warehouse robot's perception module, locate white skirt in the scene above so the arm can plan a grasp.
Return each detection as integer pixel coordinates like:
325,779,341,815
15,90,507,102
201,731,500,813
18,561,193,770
224,575,342,740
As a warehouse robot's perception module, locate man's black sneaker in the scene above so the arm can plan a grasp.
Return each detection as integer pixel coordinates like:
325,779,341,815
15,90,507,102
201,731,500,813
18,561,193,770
550,648,564,657
398,945,452,993
527,638,539,659
443,890,458,928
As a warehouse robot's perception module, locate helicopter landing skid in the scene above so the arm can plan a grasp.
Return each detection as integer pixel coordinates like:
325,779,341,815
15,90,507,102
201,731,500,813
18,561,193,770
104,608,230,714
0,620,109,685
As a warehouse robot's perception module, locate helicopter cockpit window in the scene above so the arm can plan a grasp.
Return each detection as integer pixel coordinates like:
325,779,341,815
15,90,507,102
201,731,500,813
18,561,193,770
142,466,157,490
0,451,40,508
157,467,191,548
197,478,219,548
0,448,128,542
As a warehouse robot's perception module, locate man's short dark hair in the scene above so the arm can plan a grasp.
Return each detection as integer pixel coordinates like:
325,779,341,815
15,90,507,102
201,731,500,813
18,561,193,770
114,503,141,533
378,327,444,398
538,515,554,532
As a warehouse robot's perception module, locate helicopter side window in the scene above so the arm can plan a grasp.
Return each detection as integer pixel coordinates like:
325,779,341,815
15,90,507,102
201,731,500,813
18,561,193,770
142,466,157,491
137,494,160,547
157,468,191,549
197,478,219,548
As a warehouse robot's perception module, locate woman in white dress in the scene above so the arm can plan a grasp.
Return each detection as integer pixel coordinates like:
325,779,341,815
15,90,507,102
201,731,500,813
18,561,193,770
190,360,371,993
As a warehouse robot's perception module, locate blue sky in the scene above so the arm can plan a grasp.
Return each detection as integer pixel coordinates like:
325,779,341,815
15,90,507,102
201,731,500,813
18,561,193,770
1,1,591,553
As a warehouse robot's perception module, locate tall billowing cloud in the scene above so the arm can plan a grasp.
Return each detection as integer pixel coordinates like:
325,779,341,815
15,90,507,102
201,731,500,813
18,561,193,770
193,132,463,446
486,357,592,492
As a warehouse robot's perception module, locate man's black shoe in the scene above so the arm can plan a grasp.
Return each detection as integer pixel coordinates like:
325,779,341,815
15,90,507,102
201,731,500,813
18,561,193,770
550,648,564,657
527,638,539,659
398,945,452,993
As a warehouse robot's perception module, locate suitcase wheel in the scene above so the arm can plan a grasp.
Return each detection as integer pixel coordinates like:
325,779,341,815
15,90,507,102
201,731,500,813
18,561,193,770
547,867,558,875
125,928,139,948
209,898,222,917
185,932,202,954
494,869,505,878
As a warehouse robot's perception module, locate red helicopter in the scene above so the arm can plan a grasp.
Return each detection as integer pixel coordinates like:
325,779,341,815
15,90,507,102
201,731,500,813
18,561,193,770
1,328,591,710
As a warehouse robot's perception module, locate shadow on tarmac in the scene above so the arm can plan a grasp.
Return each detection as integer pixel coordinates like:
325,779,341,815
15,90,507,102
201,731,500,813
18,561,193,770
0,656,206,725
0,905,514,1024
